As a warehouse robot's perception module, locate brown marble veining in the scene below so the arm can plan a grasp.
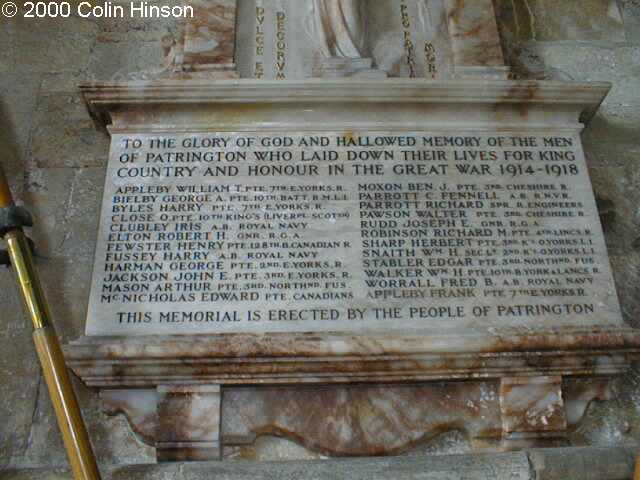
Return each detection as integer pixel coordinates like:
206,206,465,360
66,326,640,388
160,0,238,78
445,0,506,69
500,377,567,438
99,377,621,460
221,383,500,456
183,0,236,68
563,378,614,426
66,33,638,462
101,389,157,444
157,386,222,461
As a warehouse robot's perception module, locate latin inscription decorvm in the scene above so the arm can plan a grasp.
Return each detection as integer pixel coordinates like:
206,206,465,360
86,131,622,335
275,10,286,79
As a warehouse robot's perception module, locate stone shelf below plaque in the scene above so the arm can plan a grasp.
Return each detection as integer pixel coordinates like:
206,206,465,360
66,327,640,387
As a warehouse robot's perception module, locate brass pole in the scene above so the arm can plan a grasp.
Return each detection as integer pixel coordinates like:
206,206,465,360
0,166,101,479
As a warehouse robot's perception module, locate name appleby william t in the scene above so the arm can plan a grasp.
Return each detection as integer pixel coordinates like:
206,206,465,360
77,2,194,18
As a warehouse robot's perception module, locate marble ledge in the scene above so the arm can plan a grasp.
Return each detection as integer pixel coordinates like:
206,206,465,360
79,79,611,133
64,326,640,388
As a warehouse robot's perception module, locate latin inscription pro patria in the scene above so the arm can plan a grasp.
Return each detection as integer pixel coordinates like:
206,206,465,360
86,130,622,335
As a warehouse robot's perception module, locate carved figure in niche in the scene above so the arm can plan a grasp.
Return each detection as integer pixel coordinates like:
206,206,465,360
309,0,386,78
312,0,365,58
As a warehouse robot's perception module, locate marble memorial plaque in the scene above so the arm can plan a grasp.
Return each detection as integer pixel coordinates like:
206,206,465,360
86,131,623,335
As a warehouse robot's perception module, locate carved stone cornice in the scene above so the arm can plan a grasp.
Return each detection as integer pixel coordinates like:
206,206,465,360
65,326,640,387
80,79,610,133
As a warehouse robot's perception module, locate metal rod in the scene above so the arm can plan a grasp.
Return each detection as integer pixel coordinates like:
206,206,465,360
1,167,102,480
0,163,14,207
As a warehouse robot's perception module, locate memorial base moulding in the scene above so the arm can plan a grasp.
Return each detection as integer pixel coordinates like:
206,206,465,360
67,79,640,461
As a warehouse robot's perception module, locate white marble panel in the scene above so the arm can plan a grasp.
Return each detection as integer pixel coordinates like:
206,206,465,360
85,130,622,336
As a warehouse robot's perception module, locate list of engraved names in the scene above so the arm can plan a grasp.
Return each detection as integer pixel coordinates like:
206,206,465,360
85,132,622,335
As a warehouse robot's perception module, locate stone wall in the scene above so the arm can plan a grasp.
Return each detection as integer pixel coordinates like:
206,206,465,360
0,0,639,471
495,0,640,448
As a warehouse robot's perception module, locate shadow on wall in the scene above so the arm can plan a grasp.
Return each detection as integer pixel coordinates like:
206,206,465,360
0,98,23,187
583,112,640,260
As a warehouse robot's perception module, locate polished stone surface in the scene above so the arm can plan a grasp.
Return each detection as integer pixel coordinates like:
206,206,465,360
82,379,630,459
81,80,621,337
234,0,504,79
2,0,640,472
500,377,566,441
65,326,640,387
65,77,640,459
445,0,505,70
85,131,622,336
495,0,626,43
156,385,221,461
167,0,238,78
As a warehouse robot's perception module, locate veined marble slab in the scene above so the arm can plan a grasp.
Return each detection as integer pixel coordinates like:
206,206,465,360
86,125,621,336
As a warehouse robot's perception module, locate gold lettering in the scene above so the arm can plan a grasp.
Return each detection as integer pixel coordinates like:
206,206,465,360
254,7,266,78
424,42,438,79
275,11,286,79
400,2,416,78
